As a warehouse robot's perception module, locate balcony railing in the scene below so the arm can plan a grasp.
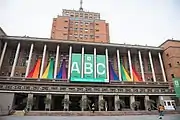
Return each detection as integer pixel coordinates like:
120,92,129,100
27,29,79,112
0,76,170,87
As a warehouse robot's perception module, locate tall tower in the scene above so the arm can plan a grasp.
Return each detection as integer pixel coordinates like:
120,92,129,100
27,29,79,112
51,0,109,43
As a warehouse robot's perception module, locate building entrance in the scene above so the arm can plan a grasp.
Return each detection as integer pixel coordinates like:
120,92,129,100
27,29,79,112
13,93,27,110
51,95,64,111
69,95,81,111
104,96,114,111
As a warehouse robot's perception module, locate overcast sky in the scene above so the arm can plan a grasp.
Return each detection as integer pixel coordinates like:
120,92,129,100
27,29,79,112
0,0,180,46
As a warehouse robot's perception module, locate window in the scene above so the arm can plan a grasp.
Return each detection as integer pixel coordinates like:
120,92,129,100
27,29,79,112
85,29,88,32
1,72,4,76
164,102,166,106
15,71,19,76
96,23,99,25
90,35,94,39
74,34,78,37
96,29,99,32
171,74,175,78
166,53,169,56
75,22,78,24
177,61,180,65
8,58,14,66
168,63,172,67
48,51,56,58
96,36,99,38
80,28,83,31
21,73,25,77
63,33,67,36
79,34,83,38
74,28,78,31
84,35,88,39
64,27,68,29
70,15,74,17
167,102,171,106
64,20,68,22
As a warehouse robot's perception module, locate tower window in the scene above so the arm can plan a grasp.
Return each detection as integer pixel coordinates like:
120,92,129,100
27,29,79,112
168,63,172,67
171,74,175,78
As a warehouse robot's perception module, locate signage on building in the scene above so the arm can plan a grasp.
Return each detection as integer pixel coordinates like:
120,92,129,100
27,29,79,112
173,78,180,97
70,53,108,82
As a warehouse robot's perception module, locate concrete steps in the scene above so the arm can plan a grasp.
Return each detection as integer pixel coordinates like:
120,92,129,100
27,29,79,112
12,110,25,116
26,110,180,116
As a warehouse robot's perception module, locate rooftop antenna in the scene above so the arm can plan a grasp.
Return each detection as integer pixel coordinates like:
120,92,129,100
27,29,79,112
79,0,83,11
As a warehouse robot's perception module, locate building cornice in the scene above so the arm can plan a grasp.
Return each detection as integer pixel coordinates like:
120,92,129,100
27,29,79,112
0,36,163,51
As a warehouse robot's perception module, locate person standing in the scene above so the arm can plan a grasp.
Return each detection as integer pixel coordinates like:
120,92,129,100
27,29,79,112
92,103,95,113
158,104,165,119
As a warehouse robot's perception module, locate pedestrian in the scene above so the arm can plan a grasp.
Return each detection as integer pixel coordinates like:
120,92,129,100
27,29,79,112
158,104,165,119
92,103,95,113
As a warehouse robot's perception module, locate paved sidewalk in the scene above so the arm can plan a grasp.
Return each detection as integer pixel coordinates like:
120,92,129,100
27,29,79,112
1,115,180,120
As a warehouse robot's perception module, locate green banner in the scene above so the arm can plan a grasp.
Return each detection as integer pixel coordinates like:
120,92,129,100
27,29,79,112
70,53,108,83
71,53,81,78
96,55,106,79
173,78,180,97
84,54,94,78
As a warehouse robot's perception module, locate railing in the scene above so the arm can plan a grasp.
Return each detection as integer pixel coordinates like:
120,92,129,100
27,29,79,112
0,76,171,86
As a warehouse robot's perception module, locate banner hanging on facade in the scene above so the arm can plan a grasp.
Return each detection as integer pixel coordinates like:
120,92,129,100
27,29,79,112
71,53,82,79
70,53,108,83
96,55,106,79
173,78,180,97
84,54,94,78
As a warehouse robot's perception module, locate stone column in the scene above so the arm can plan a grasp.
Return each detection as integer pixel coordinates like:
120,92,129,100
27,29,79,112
0,42,7,70
98,95,103,111
10,42,21,77
138,51,145,82
158,52,167,82
159,96,164,105
148,51,156,82
94,48,97,78
39,44,47,78
64,94,69,111
130,95,135,110
117,49,122,81
45,94,52,111
144,95,150,110
27,93,34,111
54,45,60,79
67,46,72,80
81,46,84,78
25,43,34,78
81,95,87,111
114,95,119,111
105,48,109,80
128,50,133,81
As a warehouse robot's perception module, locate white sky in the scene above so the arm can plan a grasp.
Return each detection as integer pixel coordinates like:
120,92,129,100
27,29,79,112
0,0,180,46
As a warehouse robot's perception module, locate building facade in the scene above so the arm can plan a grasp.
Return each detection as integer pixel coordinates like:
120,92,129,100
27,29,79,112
0,35,176,112
160,40,180,88
51,9,109,43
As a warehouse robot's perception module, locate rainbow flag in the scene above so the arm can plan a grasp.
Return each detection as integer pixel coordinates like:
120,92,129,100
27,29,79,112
27,58,41,78
132,66,142,82
56,59,67,79
41,58,54,79
109,62,119,80
120,64,132,81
